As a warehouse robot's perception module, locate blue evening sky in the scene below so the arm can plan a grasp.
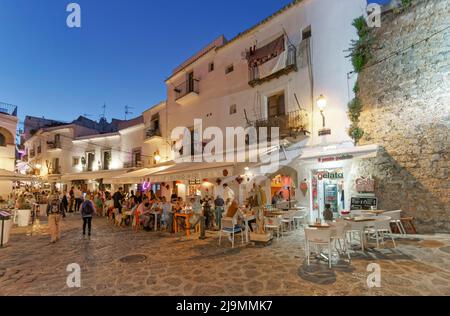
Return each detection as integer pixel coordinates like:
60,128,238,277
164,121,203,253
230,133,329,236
0,0,387,125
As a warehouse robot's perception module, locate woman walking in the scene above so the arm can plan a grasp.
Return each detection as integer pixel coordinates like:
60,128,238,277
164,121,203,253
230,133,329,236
81,196,95,237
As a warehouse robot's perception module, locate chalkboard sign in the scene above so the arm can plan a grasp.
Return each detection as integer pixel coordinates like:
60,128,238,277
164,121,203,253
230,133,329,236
350,197,378,210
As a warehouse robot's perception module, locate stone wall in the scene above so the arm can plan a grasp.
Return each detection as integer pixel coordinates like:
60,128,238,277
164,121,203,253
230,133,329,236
355,0,450,233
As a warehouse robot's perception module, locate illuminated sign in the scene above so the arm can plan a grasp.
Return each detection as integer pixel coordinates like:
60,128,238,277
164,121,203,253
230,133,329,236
318,154,354,163
317,170,344,180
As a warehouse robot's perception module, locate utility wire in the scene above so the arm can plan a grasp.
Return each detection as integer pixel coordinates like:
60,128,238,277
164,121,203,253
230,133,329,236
348,25,450,75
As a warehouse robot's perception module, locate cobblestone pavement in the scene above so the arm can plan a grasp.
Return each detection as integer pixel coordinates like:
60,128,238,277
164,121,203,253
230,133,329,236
1,215,450,296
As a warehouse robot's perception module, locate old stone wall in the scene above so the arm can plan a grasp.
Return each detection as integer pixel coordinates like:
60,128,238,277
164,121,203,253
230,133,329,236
355,0,450,233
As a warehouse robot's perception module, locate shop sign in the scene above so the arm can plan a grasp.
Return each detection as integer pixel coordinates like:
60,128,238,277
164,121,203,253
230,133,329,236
318,154,354,163
356,178,375,193
317,170,344,180
188,179,201,185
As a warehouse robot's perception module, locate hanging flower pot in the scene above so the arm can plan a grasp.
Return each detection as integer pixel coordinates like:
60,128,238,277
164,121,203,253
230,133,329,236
300,180,308,197
223,169,228,177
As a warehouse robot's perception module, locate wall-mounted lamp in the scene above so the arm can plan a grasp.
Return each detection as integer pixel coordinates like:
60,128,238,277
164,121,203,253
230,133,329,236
317,94,331,136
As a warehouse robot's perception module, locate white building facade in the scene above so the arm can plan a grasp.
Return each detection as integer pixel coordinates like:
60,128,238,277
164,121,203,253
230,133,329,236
0,103,19,198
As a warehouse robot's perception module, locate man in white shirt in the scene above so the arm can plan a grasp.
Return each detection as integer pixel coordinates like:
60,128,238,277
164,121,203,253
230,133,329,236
74,187,83,212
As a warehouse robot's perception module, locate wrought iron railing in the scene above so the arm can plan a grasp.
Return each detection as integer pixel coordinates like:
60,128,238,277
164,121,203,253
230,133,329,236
47,141,62,150
145,127,162,139
249,110,309,138
248,44,297,86
0,102,18,116
174,79,200,101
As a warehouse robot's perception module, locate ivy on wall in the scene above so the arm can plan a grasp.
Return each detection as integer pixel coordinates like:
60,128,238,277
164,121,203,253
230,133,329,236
346,16,373,145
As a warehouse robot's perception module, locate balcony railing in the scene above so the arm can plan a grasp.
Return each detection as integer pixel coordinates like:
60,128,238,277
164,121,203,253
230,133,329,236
249,110,309,139
174,79,199,101
0,102,18,117
47,141,62,150
248,44,297,87
49,166,61,175
145,127,162,139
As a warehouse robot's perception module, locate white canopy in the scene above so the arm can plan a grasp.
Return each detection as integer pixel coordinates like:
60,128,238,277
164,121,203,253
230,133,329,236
0,169,36,181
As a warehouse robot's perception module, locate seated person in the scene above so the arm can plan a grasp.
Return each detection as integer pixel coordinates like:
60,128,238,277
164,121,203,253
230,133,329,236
138,197,153,231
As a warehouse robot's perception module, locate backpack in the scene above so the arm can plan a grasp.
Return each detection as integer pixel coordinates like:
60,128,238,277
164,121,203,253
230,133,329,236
49,199,60,214
82,200,94,216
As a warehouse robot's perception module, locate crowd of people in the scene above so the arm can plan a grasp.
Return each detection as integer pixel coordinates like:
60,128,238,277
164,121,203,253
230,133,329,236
4,182,279,244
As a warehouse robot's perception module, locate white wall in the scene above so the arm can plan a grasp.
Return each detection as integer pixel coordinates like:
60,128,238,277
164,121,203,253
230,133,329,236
164,0,366,150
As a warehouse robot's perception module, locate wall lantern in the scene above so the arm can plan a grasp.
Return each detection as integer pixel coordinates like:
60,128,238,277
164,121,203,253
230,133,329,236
317,94,331,136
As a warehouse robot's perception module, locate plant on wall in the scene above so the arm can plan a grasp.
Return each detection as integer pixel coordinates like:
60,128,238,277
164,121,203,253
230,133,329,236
346,16,372,145
347,16,373,73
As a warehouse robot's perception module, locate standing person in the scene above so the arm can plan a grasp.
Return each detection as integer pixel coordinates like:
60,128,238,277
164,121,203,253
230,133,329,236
68,186,75,212
94,192,104,217
81,196,95,237
214,195,225,230
135,190,143,204
161,196,173,233
112,187,124,214
61,190,69,214
74,186,83,212
47,192,65,243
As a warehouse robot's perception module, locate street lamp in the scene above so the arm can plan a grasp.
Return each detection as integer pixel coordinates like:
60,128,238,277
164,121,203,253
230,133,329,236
317,94,331,136
154,152,161,163
35,164,42,170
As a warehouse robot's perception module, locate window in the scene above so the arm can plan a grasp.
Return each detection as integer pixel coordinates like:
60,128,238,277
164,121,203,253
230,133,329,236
0,133,6,147
132,148,142,167
229,104,237,115
103,151,111,170
208,62,214,72
225,64,234,74
86,152,95,171
267,92,286,117
72,157,80,167
302,26,312,40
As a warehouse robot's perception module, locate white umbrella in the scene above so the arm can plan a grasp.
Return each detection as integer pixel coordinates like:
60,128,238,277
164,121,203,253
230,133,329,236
0,169,36,181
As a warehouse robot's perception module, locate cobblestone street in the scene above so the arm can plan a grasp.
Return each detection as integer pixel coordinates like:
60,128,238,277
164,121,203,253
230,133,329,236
1,215,450,296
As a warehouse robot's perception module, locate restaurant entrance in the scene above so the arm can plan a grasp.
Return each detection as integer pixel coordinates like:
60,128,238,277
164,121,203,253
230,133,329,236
311,168,345,220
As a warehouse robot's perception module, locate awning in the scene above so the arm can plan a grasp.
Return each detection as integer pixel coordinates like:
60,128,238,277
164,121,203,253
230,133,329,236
0,169,36,182
298,144,380,162
109,165,173,184
149,162,236,182
61,169,132,183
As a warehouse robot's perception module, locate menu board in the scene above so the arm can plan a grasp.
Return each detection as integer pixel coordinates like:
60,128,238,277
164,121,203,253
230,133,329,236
350,197,378,210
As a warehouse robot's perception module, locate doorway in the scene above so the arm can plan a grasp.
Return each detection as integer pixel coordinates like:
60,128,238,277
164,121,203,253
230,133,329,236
311,168,345,220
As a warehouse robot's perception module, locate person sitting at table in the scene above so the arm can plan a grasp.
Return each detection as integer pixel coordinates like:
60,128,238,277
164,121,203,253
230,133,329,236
323,204,334,222
138,196,153,231
202,198,213,230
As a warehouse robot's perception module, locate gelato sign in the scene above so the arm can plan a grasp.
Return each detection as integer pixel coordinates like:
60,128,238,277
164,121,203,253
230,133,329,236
317,170,344,180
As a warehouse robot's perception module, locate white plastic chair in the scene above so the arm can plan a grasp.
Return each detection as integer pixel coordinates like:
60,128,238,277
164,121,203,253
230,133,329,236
384,210,406,235
346,220,367,252
365,216,397,249
218,217,244,248
281,211,295,231
304,228,333,269
330,221,351,261
265,215,283,240
293,210,307,229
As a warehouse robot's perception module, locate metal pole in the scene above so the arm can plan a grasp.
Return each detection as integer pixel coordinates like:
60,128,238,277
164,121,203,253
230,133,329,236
1,219,4,248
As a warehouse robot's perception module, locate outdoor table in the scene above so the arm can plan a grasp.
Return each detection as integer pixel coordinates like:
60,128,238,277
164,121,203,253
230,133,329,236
361,210,386,216
174,212,193,238
308,223,331,229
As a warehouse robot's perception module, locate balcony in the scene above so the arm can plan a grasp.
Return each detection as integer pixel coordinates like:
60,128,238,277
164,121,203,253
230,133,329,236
249,110,309,140
144,127,162,142
0,102,18,117
248,44,297,87
47,141,62,151
123,160,142,169
49,166,61,175
174,79,199,105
